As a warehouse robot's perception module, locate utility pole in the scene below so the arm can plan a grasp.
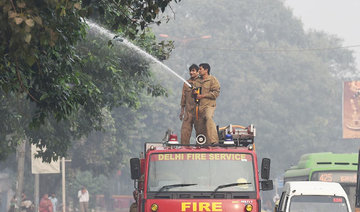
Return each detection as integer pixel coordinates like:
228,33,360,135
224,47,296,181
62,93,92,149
16,139,26,212
34,174,39,212
62,157,66,212
62,158,71,212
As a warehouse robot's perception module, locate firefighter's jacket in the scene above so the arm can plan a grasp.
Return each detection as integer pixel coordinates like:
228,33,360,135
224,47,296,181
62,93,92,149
180,78,197,115
194,75,220,108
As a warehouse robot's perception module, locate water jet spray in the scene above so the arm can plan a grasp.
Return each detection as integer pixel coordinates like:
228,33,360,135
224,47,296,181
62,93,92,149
87,21,192,88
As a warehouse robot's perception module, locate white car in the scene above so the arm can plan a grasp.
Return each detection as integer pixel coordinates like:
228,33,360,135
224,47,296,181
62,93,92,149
275,181,352,212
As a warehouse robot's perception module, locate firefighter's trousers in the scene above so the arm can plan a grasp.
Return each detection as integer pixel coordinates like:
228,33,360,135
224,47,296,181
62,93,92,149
181,111,194,145
195,106,219,144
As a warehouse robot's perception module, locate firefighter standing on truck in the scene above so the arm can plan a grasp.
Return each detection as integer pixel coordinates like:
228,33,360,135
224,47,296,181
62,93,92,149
179,64,199,144
193,63,220,144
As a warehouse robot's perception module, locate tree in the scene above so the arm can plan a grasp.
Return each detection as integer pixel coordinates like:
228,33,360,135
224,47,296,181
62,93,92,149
0,0,179,160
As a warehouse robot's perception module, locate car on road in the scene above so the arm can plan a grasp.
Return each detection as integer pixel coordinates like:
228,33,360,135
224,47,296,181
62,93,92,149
275,181,352,212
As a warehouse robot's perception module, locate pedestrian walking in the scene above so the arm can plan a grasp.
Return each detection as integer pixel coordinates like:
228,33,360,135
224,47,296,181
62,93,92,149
49,194,58,212
78,187,89,212
39,194,53,212
8,195,17,212
20,193,34,212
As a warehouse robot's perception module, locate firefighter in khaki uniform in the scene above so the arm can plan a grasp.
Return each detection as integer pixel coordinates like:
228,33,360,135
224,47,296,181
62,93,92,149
179,64,199,144
193,63,220,144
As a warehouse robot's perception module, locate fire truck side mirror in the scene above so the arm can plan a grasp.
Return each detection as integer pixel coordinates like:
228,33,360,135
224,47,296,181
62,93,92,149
261,180,273,191
261,158,271,180
130,158,141,180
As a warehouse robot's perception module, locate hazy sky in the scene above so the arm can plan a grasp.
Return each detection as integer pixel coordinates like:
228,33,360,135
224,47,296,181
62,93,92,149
285,0,360,70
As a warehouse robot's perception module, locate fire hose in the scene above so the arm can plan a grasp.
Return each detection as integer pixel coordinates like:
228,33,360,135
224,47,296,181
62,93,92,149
193,87,202,120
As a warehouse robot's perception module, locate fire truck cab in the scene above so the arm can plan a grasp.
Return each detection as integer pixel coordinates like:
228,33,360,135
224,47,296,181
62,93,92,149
130,124,273,212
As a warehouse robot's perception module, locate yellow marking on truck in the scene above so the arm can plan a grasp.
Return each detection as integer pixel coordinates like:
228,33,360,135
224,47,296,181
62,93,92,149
158,154,184,160
209,154,241,160
181,202,222,211
156,153,248,161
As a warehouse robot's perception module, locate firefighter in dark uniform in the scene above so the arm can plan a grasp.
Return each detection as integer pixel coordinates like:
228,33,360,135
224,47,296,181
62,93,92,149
193,63,220,144
179,64,199,144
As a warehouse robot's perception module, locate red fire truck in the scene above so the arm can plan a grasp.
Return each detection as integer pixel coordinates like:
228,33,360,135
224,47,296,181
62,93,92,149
130,124,273,212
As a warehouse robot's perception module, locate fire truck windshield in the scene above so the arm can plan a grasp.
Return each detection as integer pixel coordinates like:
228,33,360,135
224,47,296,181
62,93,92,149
147,152,255,192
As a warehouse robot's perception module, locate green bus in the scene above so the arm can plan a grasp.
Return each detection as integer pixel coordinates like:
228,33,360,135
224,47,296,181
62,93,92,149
284,152,358,211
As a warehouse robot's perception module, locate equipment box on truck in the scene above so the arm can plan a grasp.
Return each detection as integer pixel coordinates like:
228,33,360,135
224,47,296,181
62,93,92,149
275,181,352,212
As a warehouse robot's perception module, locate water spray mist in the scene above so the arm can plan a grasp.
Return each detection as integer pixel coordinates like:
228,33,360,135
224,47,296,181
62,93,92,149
87,20,192,88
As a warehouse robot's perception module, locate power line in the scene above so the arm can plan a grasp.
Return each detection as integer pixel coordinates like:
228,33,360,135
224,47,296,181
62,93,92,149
178,43,360,53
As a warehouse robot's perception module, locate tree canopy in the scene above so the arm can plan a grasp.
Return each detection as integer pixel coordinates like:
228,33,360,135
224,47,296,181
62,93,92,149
0,0,179,161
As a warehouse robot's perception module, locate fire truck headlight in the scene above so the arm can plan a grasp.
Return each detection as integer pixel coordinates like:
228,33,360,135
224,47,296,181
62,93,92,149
151,203,159,211
245,204,253,211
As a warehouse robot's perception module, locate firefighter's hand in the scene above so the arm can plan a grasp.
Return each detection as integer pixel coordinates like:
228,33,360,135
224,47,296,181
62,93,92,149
179,112,184,121
197,94,205,99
